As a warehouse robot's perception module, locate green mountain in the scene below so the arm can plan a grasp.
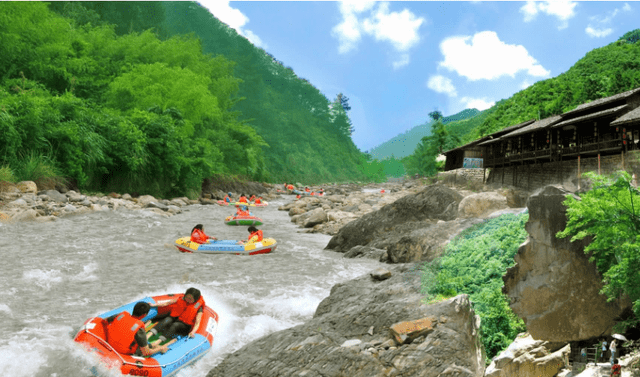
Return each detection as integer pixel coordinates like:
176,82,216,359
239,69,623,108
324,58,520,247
368,108,480,160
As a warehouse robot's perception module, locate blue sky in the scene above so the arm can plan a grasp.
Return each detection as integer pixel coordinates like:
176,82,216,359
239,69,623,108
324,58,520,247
198,1,637,152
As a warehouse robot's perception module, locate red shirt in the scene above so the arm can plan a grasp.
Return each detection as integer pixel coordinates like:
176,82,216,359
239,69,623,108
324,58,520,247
611,364,621,376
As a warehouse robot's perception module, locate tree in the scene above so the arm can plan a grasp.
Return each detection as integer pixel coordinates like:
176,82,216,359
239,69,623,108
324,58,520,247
337,93,351,111
557,171,640,330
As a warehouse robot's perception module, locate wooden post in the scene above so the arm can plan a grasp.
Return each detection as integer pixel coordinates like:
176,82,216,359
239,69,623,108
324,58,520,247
483,167,486,184
622,151,625,171
598,154,601,175
578,155,581,190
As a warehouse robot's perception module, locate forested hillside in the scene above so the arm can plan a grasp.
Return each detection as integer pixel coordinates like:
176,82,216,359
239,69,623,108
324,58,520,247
0,2,384,198
368,108,480,160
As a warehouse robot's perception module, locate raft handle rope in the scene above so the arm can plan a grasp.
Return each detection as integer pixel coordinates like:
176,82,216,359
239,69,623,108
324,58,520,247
81,316,214,369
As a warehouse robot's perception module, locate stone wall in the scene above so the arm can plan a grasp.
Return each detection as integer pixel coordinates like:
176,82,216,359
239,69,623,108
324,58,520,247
437,168,486,187
486,151,640,190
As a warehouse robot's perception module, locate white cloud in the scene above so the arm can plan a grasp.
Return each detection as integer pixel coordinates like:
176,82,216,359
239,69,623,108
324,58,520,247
392,54,410,69
427,75,457,97
520,80,533,90
520,1,577,29
585,3,631,39
461,97,494,111
197,0,267,48
585,26,613,38
439,31,550,81
332,1,424,68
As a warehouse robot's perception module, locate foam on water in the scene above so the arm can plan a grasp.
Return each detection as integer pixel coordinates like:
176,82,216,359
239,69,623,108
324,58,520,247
22,269,64,290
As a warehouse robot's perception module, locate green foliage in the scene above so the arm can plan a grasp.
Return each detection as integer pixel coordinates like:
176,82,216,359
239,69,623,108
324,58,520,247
0,165,16,182
557,171,640,330
12,151,65,189
421,213,529,361
619,28,640,44
404,111,461,177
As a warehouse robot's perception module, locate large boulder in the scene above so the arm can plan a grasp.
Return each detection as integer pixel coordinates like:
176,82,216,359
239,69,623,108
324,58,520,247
16,181,37,194
302,208,328,228
41,190,68,203
206,266,485,377
502,186,631,342
458,192,508,218
326,184,463,253
484,334,569,377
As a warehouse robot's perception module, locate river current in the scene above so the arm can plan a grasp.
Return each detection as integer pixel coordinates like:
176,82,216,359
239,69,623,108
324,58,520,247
0,196,383,377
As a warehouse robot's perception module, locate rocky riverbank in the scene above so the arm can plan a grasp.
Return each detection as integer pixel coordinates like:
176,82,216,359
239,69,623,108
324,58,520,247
280,180,528,263
0,179,280,222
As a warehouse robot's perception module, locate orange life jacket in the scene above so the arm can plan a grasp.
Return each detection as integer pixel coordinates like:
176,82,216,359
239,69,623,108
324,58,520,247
190,229,209,244
106,311,144,355
223,195,231,202
305,188,310,192
169,295,206,326
287,184,294,190
255,198,262,204
248,230,263,243
238,196,248,203
249,195,256,201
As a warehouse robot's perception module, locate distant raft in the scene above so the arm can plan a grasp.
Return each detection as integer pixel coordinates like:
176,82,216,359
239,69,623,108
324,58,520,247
216,200,256,207
224,214,263,226
175,237,277,255
74,294,219,377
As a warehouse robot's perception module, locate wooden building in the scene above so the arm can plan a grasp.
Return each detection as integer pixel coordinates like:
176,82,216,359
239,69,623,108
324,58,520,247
444,87,640,179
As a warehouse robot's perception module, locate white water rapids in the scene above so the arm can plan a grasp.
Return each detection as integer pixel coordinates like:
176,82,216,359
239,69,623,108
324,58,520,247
0,196,383,377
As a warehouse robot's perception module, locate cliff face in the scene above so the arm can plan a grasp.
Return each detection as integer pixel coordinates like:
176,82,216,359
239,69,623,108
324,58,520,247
502,185,630,342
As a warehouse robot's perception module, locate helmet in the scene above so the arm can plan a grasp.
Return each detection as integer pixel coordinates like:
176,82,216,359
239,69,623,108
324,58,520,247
228,192,232,195
241,205,248,211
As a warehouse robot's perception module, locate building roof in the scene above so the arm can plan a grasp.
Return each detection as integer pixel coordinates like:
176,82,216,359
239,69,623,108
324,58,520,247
611,106,640,127
552,104,628,129
443,138,488,154
561,87,640,117
499,115,563,139
474,119,537,146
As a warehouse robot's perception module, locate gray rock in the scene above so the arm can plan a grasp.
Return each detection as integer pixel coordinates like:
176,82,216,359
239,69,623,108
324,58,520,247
146,201,169,211
11,209,38,221
206,266,485,377
41,190,68,203
326,184,463,254
9,198,28,207
370,268,391,281
344,245,387,260
303,208,328,228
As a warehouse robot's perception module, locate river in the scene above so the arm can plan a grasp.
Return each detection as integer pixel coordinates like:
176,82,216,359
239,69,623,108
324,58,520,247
0,196,383,377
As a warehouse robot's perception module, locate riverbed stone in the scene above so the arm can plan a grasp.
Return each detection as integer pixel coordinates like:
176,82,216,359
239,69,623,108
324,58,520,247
344,245,388,260
206,266,485,377
303,208,328,228
16,181,37,194
42,190,68,203
11,209,38,221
